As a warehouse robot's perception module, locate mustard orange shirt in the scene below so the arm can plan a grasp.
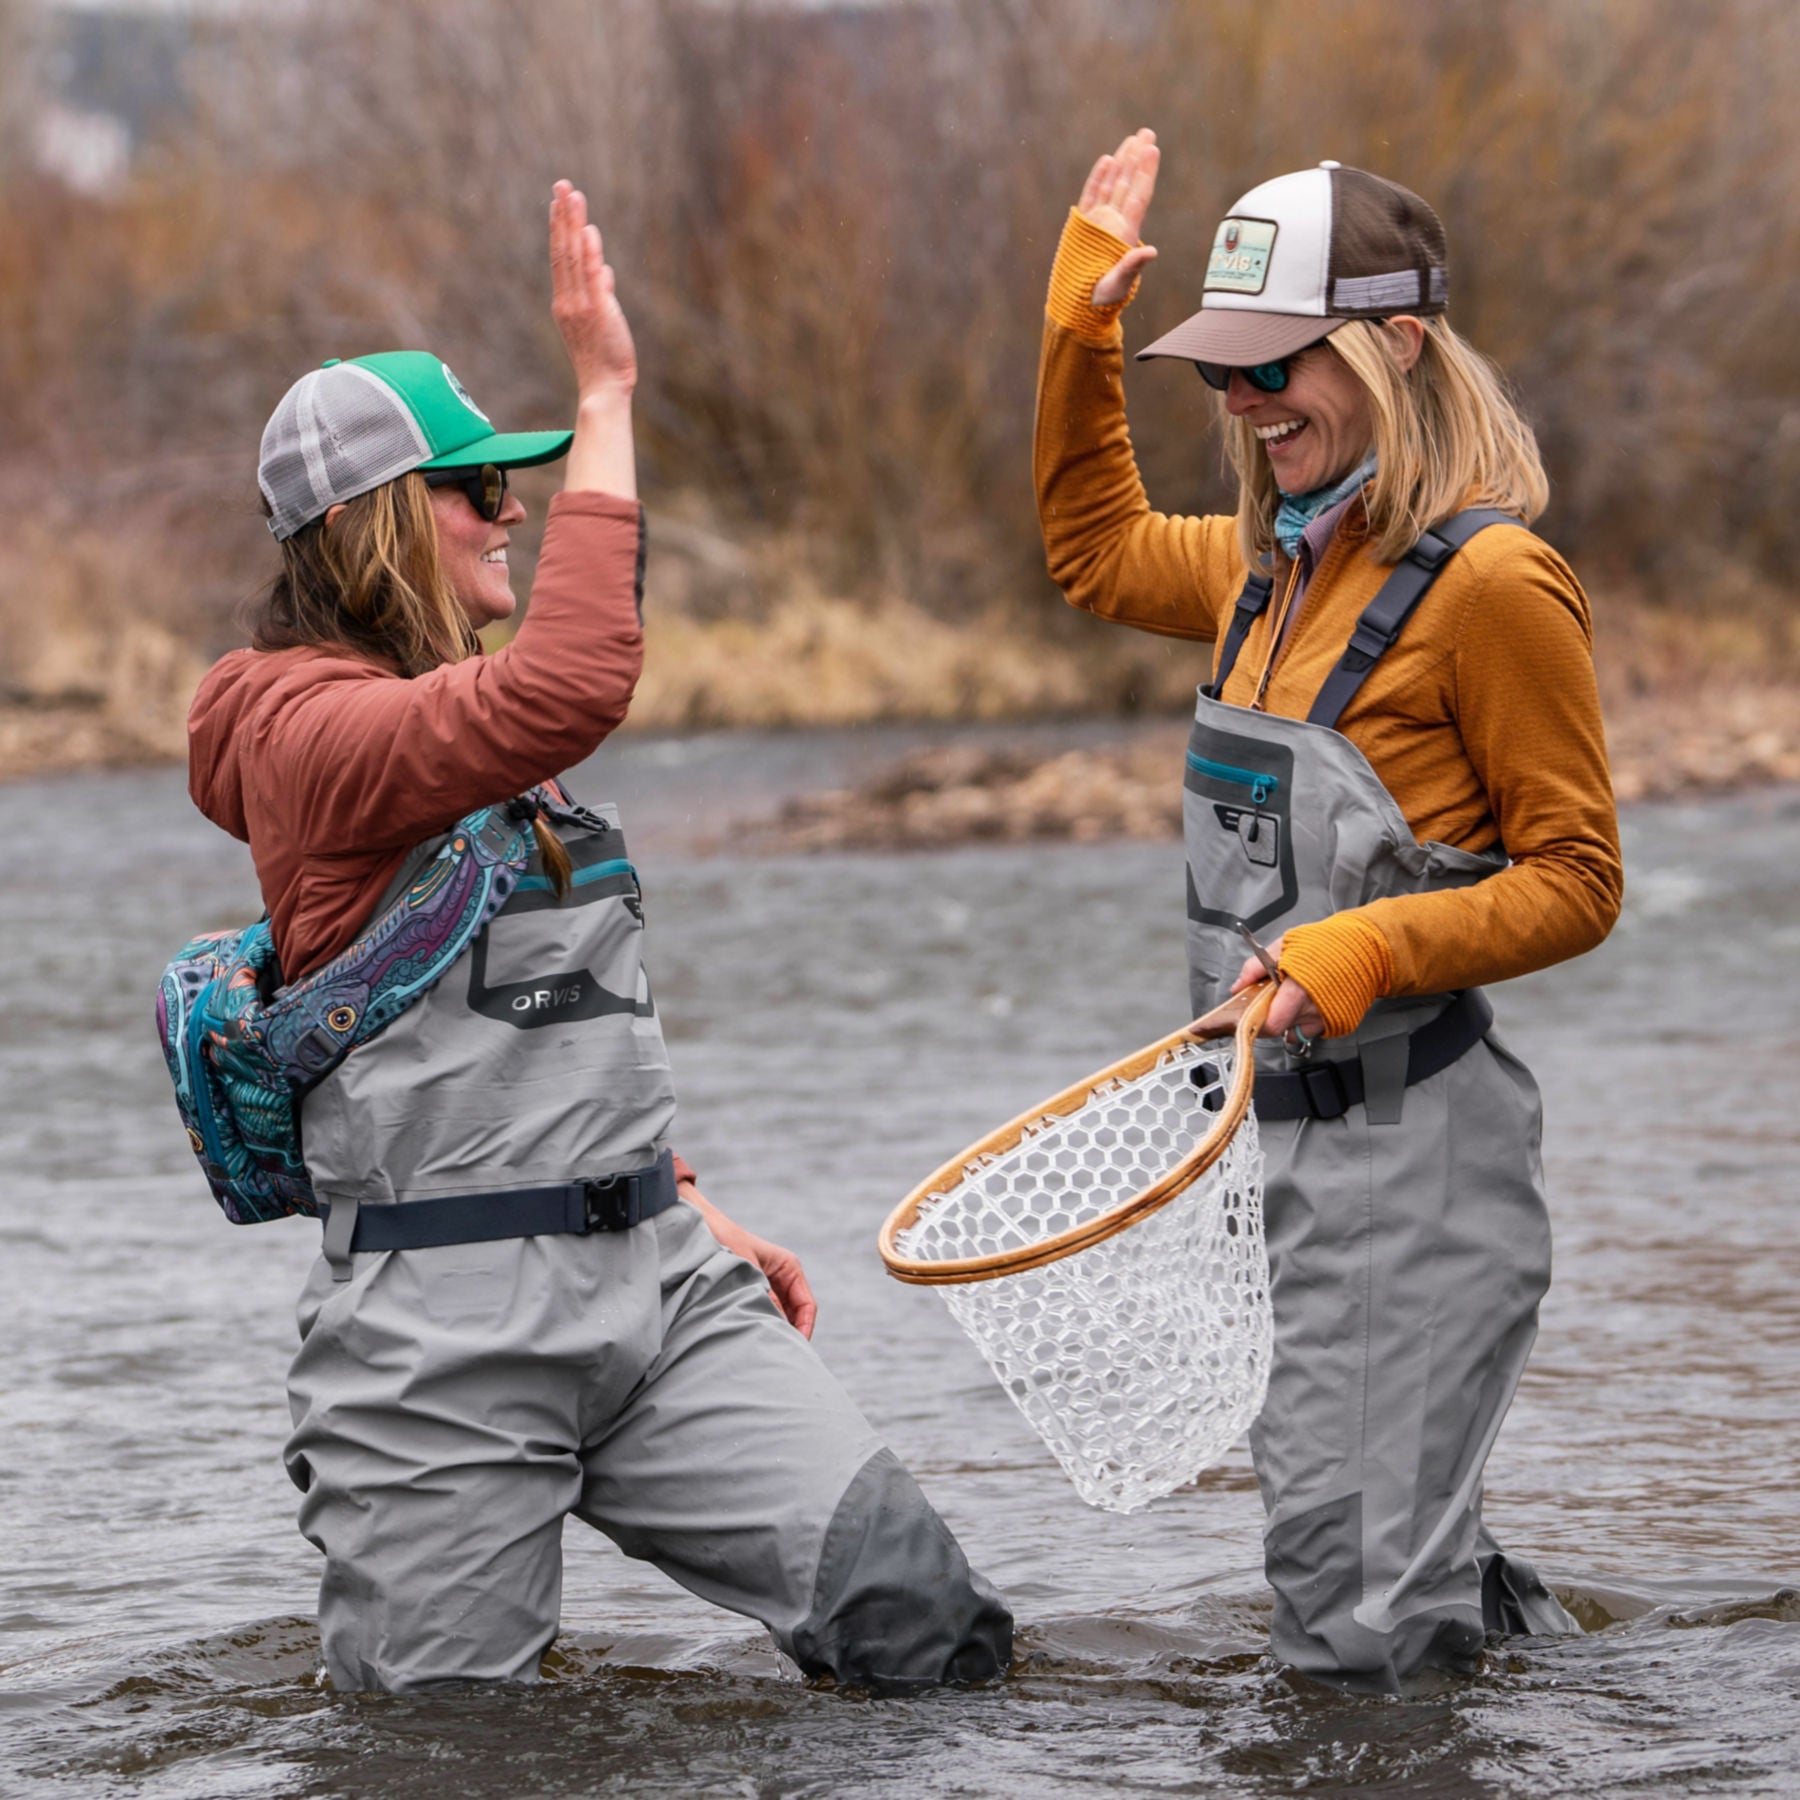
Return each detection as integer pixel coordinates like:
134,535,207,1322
1036,210,1622,1032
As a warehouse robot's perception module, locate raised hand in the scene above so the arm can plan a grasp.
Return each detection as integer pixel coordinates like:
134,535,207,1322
549,179,636,401
1078,128,1161,308
550,179,637,497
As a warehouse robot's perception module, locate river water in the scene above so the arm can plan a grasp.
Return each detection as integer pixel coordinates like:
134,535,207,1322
2,730,1797,1799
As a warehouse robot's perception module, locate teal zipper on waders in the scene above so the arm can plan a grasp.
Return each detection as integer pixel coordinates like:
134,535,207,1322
513,858,636,894
1186,752,1280,807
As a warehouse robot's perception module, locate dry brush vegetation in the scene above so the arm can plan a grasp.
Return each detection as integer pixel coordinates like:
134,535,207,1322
1,0,1797,780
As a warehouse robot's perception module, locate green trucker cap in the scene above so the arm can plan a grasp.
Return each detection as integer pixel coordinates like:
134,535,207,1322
258,350,574,541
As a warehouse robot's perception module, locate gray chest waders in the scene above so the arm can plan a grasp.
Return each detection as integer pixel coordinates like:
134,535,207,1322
284,794,1012,1693
304,796,678,1258
1185,511,1576,1690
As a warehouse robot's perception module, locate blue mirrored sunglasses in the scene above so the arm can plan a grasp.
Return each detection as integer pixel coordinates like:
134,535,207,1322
1193,338,1332,395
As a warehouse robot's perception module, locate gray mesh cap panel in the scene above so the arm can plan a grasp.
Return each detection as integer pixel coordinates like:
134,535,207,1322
259,364,434,540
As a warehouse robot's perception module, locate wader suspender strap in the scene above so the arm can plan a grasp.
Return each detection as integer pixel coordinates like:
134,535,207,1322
1204,571,1276,699
1306,508,1522,730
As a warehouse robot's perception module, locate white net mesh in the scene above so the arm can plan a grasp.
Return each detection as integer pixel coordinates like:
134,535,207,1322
896,1041,1271,1513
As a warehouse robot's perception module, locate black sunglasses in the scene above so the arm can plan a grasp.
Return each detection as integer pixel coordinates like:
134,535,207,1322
1193,339,1331,395
423,463,509,521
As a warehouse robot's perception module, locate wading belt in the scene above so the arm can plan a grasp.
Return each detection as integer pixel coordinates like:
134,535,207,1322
318,1147,681,1266
1252,989,1493,1122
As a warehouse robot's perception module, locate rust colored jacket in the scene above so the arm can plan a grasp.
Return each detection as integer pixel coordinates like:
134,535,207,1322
1037,210,1623,1033
188,489,694,1182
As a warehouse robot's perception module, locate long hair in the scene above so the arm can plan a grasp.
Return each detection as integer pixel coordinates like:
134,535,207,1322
250,471,573,895
1220,317,1550,568
252,471,474,677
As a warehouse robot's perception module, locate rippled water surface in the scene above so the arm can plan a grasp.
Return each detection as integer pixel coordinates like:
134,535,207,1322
2,734,1797,1799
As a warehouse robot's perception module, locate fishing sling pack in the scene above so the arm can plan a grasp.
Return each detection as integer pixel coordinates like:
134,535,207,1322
155,797,541,1224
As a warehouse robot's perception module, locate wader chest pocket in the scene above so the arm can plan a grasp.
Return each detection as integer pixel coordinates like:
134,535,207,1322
466,930,654,1029
1183,723,1298,936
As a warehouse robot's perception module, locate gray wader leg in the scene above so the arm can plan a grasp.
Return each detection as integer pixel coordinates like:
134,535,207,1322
285,1231,653,1692
1251,1037,1577,1693
575,1208,1012,1693
285,1204,1010,1694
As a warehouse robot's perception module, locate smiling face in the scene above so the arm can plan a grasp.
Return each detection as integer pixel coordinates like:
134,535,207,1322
1225,336,1378,496
429,479,528,629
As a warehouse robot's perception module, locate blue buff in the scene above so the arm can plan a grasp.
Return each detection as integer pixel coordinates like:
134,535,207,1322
1274,453,1377,559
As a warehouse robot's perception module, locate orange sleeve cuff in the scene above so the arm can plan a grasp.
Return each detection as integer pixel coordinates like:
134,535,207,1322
1278,914,1395,1039
1046,207,1141,344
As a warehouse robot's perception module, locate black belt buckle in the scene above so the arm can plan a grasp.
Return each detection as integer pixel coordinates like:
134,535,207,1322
1300,1060,1350,1120
581,1172,640,1232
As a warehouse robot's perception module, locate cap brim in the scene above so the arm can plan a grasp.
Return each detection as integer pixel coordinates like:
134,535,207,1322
1136,308,1339,366
420,428,573,471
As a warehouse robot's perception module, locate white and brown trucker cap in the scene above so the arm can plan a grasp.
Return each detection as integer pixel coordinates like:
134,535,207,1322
1137,160,1448,367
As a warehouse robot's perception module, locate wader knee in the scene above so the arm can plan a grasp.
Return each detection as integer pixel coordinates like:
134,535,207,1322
786,1449,1012,1693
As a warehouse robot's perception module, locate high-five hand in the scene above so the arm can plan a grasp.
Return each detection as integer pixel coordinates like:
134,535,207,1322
1078,128,1161,308
549,179,636,398
549,179,637,499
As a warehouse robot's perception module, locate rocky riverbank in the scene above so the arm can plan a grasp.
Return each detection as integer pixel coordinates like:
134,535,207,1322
738,678,1800,854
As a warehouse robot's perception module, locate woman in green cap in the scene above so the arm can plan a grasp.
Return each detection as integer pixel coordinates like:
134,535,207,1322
185,180,1011,1695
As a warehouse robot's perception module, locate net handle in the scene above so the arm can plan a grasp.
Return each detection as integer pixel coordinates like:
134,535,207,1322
877,980,1277,1286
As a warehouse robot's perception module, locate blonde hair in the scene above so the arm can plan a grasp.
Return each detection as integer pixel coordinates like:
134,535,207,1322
251,471,573,896
1221,317,1550,568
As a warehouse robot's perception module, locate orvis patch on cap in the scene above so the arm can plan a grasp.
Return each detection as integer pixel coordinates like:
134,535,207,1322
1140,161,1449,368
1206,218,1278,295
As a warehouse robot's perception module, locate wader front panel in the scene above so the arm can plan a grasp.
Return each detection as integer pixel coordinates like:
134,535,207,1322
301,802,676,1206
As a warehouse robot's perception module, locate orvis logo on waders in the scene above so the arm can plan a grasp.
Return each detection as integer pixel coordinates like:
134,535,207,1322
464,826,656,1029
467,933,655,1029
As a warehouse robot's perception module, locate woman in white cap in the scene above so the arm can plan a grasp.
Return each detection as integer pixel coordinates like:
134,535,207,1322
1034,130,1621,1690
186,181,1011,1694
